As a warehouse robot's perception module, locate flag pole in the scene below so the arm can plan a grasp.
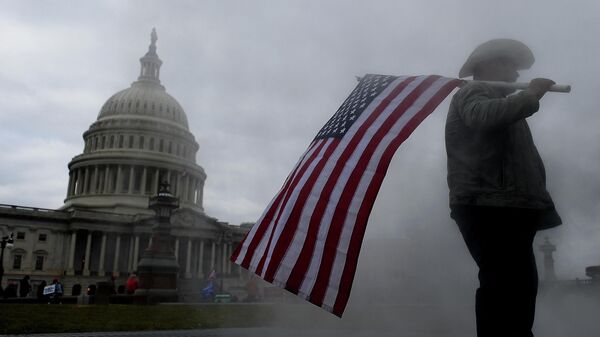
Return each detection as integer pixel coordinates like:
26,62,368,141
355,76,571,93
464,80,571,93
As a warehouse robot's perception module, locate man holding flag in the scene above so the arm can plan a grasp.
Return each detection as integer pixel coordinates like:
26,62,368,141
446,39,562,337
231,37,568,326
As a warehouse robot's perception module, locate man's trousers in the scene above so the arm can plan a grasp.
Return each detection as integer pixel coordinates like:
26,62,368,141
451,205,540,337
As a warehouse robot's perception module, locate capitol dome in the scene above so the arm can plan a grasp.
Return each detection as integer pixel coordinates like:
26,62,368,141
62,29,206,215
98,81,189,129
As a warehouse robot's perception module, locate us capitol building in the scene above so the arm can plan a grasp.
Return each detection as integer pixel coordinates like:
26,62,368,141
0,29,251,297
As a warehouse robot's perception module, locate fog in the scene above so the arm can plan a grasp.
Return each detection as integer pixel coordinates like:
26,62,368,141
1,0,599,336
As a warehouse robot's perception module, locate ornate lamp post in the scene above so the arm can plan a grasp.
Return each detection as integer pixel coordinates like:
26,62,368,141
0,233,15,287
135,181,180,303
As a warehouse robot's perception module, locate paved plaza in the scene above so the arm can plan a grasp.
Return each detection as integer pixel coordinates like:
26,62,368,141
1,328,466,337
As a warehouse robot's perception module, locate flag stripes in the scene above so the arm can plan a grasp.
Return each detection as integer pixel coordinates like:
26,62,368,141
231,74,461,317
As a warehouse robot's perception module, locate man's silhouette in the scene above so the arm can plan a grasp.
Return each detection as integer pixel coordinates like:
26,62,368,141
446,39,562,337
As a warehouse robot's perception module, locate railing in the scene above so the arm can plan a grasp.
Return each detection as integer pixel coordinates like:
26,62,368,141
0,204,66,214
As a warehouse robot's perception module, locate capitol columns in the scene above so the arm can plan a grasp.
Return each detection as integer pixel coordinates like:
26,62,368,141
153,168,160,195
133,235,140,271
98,232,107,275
82,167,90,194
197,240,205,279
140,167,148,194
67,230,77,275
182,174,189,202
91,166,99,194
128,166,135,194
187,177,194,202
67,171,74,197
75,170,81,195
185,238,192,279
103,166,110,193
113,234,121,277
83,231,92,276
195,180,202,206
116,165,123,193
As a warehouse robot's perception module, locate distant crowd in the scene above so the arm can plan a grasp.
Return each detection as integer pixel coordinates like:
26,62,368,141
0,273,140,302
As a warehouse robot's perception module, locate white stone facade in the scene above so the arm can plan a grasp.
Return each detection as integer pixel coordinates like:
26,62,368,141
0,29,251,297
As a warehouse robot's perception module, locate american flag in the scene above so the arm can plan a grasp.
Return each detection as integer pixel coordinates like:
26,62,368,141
231,74,461,317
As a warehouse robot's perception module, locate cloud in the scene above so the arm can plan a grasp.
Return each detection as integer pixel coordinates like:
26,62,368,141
0,131,77,207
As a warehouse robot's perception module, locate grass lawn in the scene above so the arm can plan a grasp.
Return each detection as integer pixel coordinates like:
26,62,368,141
0,303,276,334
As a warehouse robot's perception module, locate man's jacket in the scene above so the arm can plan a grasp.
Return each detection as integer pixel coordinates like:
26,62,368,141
445,82,561,229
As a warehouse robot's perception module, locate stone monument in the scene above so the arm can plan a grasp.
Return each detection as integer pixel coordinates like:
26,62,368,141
539,236,557,283
135,181,180,303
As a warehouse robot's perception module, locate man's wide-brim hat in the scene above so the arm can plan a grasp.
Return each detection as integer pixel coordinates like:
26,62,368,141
459,39,535,78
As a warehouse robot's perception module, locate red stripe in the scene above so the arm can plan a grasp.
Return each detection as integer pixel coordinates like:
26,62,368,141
253,139,329,275
280,77,418,291
309,76,442,306
237,140,320,268
255,139,341,283
332,79,460,316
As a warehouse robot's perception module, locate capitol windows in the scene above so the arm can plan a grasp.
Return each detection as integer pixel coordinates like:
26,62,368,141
109,135,115,148
101,136,106,149
35,256,44,270
149,137,155,150
12,254,23,270
176,144,181,156
118,135,124,148
159,139,164,152
33,251,48,271
16,232,25,240
128,135,134,148
38,233,47,242
168,141,173,154
139,136,145,149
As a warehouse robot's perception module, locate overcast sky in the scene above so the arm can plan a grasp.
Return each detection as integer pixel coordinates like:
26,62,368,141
1,0,599,280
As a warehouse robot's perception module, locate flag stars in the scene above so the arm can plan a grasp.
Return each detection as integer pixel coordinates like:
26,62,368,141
315,74,399,140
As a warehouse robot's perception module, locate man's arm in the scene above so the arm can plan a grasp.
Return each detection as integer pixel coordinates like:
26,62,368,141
457,78,555,130
457,84,540,130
